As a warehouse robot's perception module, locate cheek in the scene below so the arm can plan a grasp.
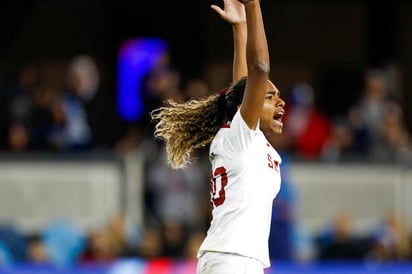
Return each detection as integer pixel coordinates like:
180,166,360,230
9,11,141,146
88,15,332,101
261,104,273,120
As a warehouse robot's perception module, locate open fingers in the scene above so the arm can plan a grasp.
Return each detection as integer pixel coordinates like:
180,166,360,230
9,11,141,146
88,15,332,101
210,5,226,18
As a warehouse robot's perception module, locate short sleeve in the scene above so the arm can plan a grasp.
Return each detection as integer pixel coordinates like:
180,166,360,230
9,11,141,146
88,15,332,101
217,110,261,157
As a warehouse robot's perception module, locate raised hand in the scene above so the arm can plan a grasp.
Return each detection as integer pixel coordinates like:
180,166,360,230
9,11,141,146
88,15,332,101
211,0,246,25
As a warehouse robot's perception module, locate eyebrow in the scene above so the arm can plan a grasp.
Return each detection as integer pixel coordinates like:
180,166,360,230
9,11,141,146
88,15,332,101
266,90,280,97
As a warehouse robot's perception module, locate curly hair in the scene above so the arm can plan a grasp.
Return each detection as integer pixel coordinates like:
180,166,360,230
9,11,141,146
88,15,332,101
151,77,247,169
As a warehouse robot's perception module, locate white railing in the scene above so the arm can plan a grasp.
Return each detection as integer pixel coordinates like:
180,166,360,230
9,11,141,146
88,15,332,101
0,152,409,234
0,155,125,233
289,162,412,234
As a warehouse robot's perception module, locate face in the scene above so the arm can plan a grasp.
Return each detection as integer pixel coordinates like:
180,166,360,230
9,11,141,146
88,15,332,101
259,81,285,138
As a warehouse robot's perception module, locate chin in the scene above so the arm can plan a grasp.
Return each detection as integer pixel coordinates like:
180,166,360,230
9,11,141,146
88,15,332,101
274,127,283,135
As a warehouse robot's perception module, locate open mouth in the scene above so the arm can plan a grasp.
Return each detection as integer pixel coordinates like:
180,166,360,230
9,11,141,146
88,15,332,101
273,111,284,125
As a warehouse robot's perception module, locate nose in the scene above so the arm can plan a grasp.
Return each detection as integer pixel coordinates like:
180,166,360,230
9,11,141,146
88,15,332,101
276,97,285,108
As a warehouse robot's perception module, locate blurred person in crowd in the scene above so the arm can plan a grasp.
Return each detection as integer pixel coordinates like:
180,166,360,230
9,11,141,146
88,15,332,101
29,86,64,150
152,1,286,273
1,64,39,151
26,235,49,265
141,63,184,133
60,54,120,151
143,67,183,110
104,212,142,259
140,50,172,111
291,222,317,262
347,68,393,160
280,82,332,160
41,219,86,266
0,224,28,263
368,213,411,261
7,121,30,151
159,219,189,259
122,226,166,261
114,59,184,154
321,116,354,162
137,227,163,260
379,100,412,164
80,212,142,263
316,213,366,261
144,145,209,232
106,213,129,256
80,227,117,264
1,63,72,152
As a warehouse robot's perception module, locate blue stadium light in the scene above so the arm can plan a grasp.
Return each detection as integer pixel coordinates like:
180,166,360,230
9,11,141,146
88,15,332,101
117,38,168,122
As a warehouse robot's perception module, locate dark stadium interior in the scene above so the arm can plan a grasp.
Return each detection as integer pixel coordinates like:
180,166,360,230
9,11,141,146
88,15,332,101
0,1,411,273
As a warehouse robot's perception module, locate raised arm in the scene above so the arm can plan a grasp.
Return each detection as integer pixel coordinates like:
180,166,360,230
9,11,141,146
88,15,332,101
211,0,247,81
238,0,270,129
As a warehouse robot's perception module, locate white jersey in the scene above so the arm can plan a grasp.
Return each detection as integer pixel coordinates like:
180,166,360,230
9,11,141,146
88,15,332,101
197,110,282,268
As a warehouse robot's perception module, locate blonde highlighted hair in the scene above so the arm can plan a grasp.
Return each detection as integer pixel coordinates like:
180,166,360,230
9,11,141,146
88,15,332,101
151,77,247,169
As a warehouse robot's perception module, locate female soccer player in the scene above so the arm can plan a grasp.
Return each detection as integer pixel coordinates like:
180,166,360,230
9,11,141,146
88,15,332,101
151,0,285,273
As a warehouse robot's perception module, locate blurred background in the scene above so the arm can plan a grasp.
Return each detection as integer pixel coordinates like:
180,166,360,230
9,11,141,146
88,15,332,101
0,0,411,273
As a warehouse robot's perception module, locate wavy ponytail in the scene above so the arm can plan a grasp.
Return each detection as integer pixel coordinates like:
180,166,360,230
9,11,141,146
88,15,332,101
151,77,247,169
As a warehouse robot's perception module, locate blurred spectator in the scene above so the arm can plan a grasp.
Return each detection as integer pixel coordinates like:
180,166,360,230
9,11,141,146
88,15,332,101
42,219,85,266
159,219,189,259
8,121,30,152
106,212,139,257
29,86,63,150
347,68,412,163
1,64,39,151
55,54,121,151
59,89,92,151
379,101,412,164
140,66,184,133
26,235,49,265
316,213,367,261
368,213,411,261
321,116,354,162
129,227,163,260
291,222,316,262
347,68,393,160
0,225,28,263
144,143,209,231
114,63,185,155
80,228,117,264
281,82,332,160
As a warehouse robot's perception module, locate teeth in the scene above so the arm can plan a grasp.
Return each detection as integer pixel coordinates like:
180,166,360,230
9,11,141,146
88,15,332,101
273,111,285,120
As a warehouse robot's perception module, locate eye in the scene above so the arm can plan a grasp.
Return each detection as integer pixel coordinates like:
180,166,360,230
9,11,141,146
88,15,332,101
265,94,274,100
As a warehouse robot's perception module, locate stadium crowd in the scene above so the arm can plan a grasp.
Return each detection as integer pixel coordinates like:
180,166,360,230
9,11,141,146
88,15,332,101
0,54,411,266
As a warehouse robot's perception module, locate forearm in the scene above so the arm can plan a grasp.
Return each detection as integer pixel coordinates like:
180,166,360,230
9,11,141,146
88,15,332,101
245,1,269,75
232,22,247,81
239,0,270,129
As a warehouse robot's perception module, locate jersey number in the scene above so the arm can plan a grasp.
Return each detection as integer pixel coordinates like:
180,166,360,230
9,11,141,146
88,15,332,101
211,166,228,207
